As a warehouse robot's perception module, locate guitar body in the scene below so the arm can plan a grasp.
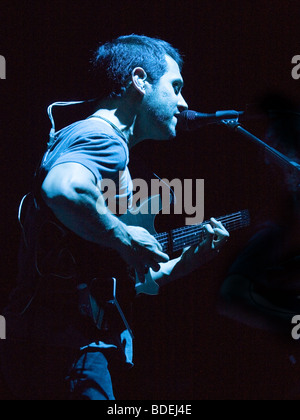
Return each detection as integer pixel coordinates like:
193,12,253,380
31,182,250,334
76,195,166,333
119,194,162,235
39,190,249,332
119,194,163,296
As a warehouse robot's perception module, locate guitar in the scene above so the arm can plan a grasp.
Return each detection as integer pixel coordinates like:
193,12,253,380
79,195,250,333
119,194,250,296
21,192,250,336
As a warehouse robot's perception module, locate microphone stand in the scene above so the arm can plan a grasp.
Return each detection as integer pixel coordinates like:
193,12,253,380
221,118,300,177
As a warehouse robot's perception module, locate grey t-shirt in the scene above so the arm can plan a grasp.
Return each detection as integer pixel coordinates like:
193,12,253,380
39,116,133,213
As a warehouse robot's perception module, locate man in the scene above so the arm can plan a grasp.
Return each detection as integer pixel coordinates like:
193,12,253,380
1,34,229,400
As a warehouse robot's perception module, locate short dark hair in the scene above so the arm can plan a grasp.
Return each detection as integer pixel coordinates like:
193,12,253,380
90,34,183,99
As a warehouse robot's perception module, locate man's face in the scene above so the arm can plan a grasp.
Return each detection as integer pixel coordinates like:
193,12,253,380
141,55,188,140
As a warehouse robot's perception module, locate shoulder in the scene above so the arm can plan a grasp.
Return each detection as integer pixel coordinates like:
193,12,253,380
59,117,125,143
55,117,129,158
39,118,130,186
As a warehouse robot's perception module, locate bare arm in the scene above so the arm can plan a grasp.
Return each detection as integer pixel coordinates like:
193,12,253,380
41,162,169,278
41,162,229,286
42,163,120,243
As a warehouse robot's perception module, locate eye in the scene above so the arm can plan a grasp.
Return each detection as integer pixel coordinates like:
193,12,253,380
173,82,182,95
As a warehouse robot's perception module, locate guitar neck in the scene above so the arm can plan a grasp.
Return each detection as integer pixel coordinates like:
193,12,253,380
154,210,250,255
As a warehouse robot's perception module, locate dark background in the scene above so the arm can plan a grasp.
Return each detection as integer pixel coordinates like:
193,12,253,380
1,0,300,400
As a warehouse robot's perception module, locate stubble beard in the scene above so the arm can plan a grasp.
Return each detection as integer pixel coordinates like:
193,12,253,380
146,106,176,140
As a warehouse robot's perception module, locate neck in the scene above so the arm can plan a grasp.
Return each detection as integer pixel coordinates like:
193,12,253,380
92,98,145,148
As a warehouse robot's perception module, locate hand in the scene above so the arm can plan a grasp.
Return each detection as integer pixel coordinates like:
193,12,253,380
116,225,170,282
206,217,230,252
180,218,230,273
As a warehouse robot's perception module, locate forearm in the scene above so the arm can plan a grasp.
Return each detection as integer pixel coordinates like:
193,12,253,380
150,219,229,286
149,257,181,285
41,163,169,274
150,252,206,286
150,245,218,286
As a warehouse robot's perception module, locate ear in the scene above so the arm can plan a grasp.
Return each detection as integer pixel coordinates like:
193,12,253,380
131,67,148,95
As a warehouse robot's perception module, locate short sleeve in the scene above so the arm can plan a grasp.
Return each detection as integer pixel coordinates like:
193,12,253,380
40,119,129,184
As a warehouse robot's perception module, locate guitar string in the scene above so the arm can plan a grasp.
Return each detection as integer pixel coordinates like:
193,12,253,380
171,222,246,252
173,218,247,240
174,218,247,240
170,221,247,244
154,214,247,244
154,212,247,242
170,213,248,241
155,214,249,253
171,211,249,239
171,220,247,252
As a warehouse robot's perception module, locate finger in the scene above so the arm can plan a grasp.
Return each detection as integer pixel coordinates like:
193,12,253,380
211,218,230,230
204,223,215,234
152,250,170,263
154,239,164,252
137,227,163,251
204,224,215,241
213,227,230,238
210,218,229,231
204,224,215,247
143,231,163,252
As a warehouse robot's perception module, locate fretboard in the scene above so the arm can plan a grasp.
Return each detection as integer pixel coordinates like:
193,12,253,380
154,209,250,254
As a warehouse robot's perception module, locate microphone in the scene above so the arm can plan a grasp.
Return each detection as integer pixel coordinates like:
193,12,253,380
176,110,241,131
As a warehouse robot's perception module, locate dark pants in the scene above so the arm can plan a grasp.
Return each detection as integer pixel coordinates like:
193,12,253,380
67,348,115,400
0,340,117,400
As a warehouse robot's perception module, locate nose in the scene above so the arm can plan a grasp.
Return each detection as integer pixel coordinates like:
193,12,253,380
178,93,188,112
